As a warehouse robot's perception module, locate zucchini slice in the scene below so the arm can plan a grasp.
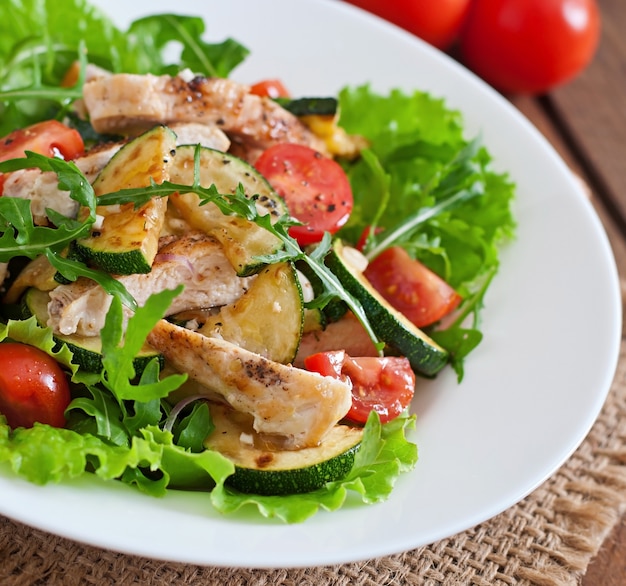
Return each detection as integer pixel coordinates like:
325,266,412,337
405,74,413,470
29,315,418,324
275,96,338,117
198,261,303,364
73,125,175,275
3,255,58,304
326,239,449,377
22,288,163,375
205,402,363,496
168,145,286,276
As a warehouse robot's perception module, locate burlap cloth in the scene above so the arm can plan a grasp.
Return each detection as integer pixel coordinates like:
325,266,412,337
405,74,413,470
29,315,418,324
1,342,626,586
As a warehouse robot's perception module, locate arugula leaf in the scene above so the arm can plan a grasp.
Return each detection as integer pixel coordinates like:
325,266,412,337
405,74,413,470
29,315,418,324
100,288,187,402
337,85,515,375
127,14,249,78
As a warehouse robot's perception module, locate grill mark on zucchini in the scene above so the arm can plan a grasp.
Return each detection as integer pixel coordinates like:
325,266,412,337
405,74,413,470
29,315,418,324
168,145,286,276
73,125,175,275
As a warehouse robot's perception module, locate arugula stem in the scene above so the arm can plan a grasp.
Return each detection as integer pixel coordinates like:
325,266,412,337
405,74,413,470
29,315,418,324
365,187,479,261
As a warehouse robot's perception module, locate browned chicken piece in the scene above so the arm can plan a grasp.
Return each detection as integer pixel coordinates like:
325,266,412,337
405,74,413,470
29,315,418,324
46,232,255,337
1,142,123,225
81,73,329,160
1,122,230,226
169,122,230,152
294,311,380,368
148,319,353,449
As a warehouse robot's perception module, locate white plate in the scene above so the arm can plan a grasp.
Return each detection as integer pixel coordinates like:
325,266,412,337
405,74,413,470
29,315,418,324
0,0,621,569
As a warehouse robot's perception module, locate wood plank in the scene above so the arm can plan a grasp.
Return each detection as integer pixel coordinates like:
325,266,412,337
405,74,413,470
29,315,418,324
582,516,626,586
546,0,626,229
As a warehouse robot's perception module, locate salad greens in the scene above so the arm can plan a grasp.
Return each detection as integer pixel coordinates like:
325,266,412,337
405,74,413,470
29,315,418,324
0,0,515,523
0,0,249,135
337,88,515,376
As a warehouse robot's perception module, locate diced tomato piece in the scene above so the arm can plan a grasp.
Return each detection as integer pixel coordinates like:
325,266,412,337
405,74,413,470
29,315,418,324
0,120,84,163
0,120,84,194
249,79,291,99
304,351,415,424
364,246,462,328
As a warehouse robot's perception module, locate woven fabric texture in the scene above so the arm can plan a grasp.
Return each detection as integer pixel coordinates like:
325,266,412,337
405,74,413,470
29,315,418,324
1,344,625,586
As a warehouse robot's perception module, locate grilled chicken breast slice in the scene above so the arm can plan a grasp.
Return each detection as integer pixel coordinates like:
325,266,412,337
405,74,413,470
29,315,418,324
47,232,255,337
148,319,352,449
1,123,230,226
82,73,328,160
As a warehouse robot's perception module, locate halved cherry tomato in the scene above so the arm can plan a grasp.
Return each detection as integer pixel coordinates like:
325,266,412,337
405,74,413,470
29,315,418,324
249,79,291,99
0,120,84,195
0,343,71,429
254,143,354,246
304,350,415,424
0,120,84,163
364,246,462,328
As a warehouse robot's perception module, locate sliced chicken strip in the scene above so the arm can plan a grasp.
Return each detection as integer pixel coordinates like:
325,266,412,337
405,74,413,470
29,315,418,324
2,123,230,226
47,232,255,337
82,73,328,158
148,319,352,449
169,122,230,153
1,141,124,225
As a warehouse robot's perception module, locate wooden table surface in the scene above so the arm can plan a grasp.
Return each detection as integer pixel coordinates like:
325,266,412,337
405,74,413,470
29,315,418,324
501,0,625,582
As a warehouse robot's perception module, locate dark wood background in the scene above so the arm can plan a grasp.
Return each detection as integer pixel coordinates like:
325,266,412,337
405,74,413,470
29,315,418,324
504,0,626,582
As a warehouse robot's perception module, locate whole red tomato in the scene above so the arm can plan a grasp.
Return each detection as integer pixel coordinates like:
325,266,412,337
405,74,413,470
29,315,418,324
343,0,472,50
459,0,601,94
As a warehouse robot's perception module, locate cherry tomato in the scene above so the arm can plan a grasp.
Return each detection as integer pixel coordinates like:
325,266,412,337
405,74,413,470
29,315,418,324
343,0,472,50
0,343,71,429
0,120,84,163
364,246,462,328
459,0,601,95
254,143,354,246
355,225,383,252
304,350,416,424
249,79,291,99
0,120,84,195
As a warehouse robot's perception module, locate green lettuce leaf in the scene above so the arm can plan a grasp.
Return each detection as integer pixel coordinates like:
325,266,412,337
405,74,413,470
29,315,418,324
209,411,417,523
338,84,516,379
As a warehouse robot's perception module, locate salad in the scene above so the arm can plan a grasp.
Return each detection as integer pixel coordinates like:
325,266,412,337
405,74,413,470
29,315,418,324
0,0,515,523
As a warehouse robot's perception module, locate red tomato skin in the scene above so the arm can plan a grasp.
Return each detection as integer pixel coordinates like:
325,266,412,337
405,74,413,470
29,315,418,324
254,143,354,246
303,350,346,378
0,343,71,429
249,79,291,99
459,0,601,95
304,351,415,424
0,120,84,194
344,0,471,50
0,120,84,162
364,246,462,328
